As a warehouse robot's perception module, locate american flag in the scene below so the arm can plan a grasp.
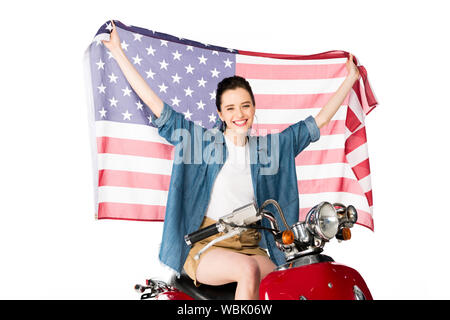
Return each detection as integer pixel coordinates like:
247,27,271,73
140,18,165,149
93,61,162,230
84,20,377,231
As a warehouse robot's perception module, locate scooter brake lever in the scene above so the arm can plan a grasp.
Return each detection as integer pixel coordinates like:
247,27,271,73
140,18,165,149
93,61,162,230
194,229,241,260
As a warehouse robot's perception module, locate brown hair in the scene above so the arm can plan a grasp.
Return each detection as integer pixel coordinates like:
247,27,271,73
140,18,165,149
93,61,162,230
215,76,255,112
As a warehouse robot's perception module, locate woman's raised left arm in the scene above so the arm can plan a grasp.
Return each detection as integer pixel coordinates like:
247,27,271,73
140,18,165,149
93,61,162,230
314,54,360,129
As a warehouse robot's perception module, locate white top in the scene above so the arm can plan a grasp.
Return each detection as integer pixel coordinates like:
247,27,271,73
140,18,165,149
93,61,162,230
204,134,254,221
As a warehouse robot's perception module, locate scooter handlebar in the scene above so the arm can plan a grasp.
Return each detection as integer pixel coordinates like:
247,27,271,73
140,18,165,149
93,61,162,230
184,223,221,246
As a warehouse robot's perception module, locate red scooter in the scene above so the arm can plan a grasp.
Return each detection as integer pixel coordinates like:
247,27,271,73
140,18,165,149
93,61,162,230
135,200,372,300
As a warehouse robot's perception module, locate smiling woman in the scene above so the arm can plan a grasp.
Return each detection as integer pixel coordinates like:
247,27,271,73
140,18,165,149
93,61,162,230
102,19,359,300
215,76,257,146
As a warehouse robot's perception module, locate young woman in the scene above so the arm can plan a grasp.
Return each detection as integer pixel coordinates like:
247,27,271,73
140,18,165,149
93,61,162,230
102,20,360,299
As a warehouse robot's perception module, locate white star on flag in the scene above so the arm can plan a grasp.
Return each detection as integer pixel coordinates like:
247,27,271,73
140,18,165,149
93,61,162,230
108,73,118,83
197,77,207,87
96,59,105,70
198,55,207,65
171,96,181,107
135,100,144,110
146,45,156,56
159,59,169,70
133,54,142,65
196,100,206,110
121,40,129,51
210,68,220,78
133,33,143,41
158,83,168,93
224,58,233,68
97,83,106,94
185,64,195,74
183,109,193,120
184,87,194,97
122,86,132,96
122,110,132,120
172,50,182,60
208,113,217,123
146,68,155,79
99,107,107,118
109,97,118,107
172,73,182,83
105,22,113,31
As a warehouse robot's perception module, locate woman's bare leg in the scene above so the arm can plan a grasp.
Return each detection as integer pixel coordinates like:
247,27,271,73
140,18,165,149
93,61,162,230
195,248,261,300
249,254,276,281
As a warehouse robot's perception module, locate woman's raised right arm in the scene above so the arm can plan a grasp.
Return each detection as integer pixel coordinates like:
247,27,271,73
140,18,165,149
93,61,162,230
102,20,163,118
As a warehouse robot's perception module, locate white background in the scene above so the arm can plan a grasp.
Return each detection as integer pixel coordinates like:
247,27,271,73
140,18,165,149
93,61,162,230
0,0,449,299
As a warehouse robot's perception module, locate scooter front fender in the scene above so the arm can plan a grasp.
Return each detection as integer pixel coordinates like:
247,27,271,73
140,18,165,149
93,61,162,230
260,261,372,300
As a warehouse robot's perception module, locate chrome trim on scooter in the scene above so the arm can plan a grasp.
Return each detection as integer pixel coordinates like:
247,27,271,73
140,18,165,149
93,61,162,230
275,254,334,271
353,285,366,300
292,222,311,244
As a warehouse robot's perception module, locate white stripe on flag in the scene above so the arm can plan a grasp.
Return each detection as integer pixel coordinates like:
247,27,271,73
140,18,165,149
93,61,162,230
98,152,355,182
97,187,368,214
346,143,369,165
96,120,170,144
254,105,346,124
358,174,373,194
298,192,370,211
247,78,346,95
97,153,173,175
98,186,168,206
304,134,345,151
236,55,348,65
296,163,356,180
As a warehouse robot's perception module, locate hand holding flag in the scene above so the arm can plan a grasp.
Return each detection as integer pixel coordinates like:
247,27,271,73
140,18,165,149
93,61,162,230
102,20,121,53
346,53,360,81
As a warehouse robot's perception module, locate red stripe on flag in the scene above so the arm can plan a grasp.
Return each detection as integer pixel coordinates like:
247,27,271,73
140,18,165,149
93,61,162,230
237,49,349,60
344,126,367,155
97,136,174,159
345,106,362,132
253,120,345,136
359,65,378,109
352,158,371,180
296,149,346,166
97,134,346,161
365,190,373,207
298,177,362,194
253,93,350,109
98,169,171,190
98,202,166,221
236,63,347,80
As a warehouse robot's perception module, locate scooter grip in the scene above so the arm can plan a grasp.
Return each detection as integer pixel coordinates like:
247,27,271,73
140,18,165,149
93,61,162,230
184,223,220,246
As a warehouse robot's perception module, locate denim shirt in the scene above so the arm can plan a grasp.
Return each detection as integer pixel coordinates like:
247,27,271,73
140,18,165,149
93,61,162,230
152,102,320,275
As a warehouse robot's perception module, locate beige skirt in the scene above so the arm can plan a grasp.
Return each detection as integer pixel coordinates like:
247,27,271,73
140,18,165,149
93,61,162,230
183,216,269,287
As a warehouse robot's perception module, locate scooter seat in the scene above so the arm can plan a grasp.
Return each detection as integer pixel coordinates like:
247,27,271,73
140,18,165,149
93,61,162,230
170,269,236,300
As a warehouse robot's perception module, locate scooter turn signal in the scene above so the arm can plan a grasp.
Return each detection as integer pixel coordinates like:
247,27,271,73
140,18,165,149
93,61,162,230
336,227,352,241
282,230,295,245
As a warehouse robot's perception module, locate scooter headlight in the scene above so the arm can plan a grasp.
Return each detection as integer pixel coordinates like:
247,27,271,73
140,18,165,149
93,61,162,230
346,205,358,224
306,202,339,241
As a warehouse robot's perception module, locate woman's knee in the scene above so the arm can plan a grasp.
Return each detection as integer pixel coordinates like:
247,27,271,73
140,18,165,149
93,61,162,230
238,257,261,283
